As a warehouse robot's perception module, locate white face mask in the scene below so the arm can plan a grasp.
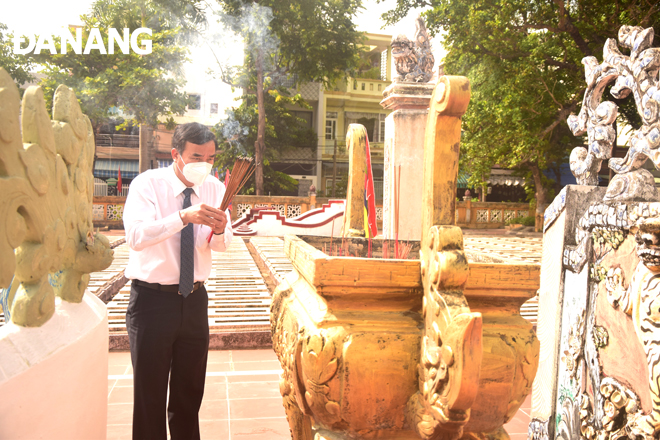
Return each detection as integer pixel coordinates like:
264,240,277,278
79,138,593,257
177,156,212,186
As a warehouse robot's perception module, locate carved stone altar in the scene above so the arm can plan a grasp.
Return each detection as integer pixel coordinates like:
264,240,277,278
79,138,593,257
0,68,112,439
271,76,540,439
530,25,660,440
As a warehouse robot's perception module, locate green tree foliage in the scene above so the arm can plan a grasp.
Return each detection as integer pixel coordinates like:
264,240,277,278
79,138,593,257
30,0,200,130
0,23,35,95
215,88,317,196
216,0,365,87
380,0,660,206
213,0,366,195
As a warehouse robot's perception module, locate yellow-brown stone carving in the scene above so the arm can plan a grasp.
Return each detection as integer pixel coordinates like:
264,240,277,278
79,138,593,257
342,124,368,238
0,68,113,327
270,75,540,439
409,224,483,440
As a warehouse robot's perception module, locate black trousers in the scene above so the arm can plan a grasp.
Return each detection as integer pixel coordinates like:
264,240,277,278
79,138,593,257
125,283,210,440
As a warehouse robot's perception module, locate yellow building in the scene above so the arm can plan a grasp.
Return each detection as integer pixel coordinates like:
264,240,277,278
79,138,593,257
274,33,393,199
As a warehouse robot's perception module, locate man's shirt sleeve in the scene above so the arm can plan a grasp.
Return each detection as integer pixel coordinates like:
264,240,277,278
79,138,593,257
123,175,184,252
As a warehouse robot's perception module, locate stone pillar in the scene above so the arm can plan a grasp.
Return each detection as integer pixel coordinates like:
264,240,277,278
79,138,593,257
0,292,109,440
380,82,435,240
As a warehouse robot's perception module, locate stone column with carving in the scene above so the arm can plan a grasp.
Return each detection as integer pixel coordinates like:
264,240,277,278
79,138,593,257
530,25,660,440
0,68,113,439
381,82,435,241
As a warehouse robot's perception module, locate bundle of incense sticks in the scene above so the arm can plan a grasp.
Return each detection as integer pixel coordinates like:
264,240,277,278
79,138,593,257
219,157,255,211
207,157,255,242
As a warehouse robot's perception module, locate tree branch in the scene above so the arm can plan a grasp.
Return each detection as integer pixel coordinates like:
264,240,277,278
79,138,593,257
553,0,592,56
513,23,561,33
539,101,579,138
539,76,563,108
544,57,579,72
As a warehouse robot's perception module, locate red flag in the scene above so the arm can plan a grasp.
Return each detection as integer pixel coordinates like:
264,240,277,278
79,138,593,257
363,138,378,238
117,166,123,195
215,169,219,179
224,169,232,211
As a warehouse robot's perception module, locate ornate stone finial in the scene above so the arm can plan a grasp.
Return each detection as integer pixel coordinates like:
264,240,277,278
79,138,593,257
567,25,660,202
391,16,435,83
0,68,113,327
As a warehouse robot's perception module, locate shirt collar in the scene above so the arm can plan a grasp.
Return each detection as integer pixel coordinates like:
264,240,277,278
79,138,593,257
168,165,200,198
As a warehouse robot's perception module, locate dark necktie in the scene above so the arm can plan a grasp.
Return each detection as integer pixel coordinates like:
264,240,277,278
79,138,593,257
179,188,194,297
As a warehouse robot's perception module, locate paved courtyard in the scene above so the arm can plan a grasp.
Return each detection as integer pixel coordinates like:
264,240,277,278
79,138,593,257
107,348,532,440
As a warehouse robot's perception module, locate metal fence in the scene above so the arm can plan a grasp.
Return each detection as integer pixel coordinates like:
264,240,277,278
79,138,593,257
93,181,129,197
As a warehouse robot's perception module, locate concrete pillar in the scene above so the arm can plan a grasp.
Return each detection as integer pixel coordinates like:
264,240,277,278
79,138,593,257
380,82,435,240
0,292,109,439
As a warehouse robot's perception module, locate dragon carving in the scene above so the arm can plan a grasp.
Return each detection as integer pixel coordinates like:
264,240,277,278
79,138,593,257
568,26,660,201
0,67,113,327
391,16,435,83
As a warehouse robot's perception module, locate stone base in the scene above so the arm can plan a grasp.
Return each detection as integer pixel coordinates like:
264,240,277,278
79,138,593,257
380,82,435,110
0,292,108,440
109,330,273,351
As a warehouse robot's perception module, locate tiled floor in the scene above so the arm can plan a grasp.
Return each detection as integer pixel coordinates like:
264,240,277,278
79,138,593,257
108,349,531,440
107,349,289,440
504,394,532,440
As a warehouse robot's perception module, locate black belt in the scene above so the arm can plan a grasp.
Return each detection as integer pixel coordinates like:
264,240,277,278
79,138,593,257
133,279,204,295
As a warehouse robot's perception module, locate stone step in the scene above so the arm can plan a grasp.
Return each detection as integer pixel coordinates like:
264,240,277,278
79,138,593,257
105,238,273,348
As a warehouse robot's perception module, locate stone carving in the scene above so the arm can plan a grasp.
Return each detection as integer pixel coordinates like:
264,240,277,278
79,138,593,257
300,332,341,426
0,68,113,327
391,16,435,83
408,225,482,440
568,25,660,201
604,218,660,438
271,76,539,439
541,193,660,439
562,309,585,381
270,278,312,439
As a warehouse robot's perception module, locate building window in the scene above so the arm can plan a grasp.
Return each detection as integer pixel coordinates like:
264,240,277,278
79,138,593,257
210,103,218,114
370,83,374,91
325,119,336,140
353,81,357,90
378,84,382,91
379,120,386,142
381,49,388,81
188,94,201,110
361,83,365,91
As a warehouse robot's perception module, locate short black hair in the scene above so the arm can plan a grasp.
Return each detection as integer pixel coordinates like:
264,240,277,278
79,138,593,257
172,122,217,154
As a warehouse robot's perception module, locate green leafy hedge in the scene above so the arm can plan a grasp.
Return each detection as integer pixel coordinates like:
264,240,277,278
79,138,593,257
506,216,535,227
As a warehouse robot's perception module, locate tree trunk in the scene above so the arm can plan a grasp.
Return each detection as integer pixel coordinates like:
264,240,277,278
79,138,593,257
529,162,549,231
139,124,153,173
254,47,266,195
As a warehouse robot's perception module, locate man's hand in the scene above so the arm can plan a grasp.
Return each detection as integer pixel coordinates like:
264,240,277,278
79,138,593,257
180,204,227,234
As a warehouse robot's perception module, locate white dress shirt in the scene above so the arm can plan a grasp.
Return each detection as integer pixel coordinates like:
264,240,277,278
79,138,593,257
123,165,233,285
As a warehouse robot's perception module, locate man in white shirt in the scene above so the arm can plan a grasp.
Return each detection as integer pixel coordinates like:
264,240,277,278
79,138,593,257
123,122,232,440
